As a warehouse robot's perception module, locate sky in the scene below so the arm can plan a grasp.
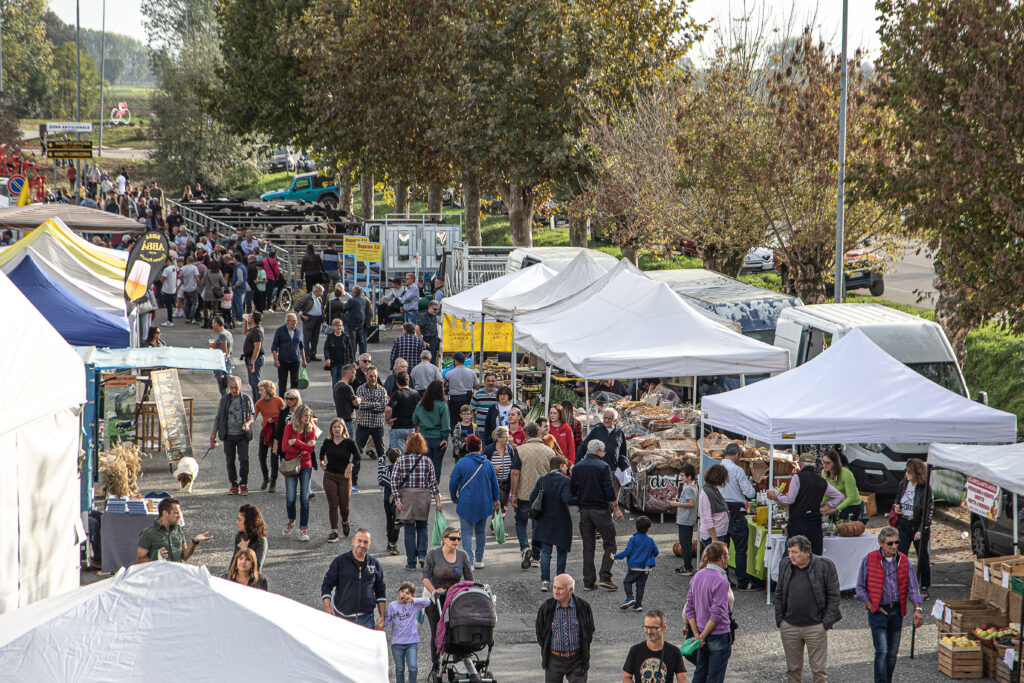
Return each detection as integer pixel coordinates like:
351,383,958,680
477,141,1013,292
48,0,881,58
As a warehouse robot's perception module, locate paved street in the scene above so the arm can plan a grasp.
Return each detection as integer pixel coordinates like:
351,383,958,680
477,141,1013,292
883,239,937,310
89,309,987,682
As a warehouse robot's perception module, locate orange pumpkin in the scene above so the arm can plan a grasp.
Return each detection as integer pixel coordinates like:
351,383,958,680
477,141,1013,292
837,521,865,537
672,542,682,557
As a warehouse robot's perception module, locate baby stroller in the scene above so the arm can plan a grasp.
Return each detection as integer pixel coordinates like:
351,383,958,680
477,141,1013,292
429,581,497,683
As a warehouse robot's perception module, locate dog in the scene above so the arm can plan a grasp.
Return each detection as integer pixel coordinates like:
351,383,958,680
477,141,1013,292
175,456,200,493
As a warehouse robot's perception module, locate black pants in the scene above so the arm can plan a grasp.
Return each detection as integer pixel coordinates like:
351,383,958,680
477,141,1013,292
678,523,694,571
426,595,445,671
303,316,322,358
355,425,385,485
448,393,472,427
727,502,752,588
348,327,366,356
579,508,616,587
623,569,650,606
257,439,278,485
788,515,824,556
223,434,250,486
897,516,931,589
277,361,300,396
384,499,400,545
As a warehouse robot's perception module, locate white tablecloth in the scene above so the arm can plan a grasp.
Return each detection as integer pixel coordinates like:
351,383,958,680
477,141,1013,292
766,533,879,590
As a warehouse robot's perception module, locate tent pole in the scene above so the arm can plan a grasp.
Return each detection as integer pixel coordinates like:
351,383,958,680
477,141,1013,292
692,375,697,407
512,343,518,405
1015,495,1019,551
698,413,705,555
584,367,591,432
544,362,552,414
767,444,775,605
739,374,746,388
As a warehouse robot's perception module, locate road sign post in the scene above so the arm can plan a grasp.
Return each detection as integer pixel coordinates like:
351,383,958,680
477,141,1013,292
47,141,94,160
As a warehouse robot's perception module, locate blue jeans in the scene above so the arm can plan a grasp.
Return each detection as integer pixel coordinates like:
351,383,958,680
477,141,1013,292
244,288,253,314
404,520,428,567
868,607,904,683
390,428,414,452
392,642,418,683
460,517,488,565
232,287,246,321
285,467,312,528
341,612,376,629
404,310,418,323
425,437,445,484
692,632,732,683
246,355,264,401
329,363,344,387
539,543,567,583
514,502,531,552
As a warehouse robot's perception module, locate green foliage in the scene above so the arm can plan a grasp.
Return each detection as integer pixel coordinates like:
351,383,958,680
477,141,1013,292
51,43,102,119
103,58,126,86
1,0,56,117
738,272,785,291
963,324,1024,434
44,10,153,85
0,108,22,146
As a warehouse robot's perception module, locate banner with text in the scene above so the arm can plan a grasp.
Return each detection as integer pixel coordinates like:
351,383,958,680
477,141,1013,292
442,314,514,353
963,476,1000,521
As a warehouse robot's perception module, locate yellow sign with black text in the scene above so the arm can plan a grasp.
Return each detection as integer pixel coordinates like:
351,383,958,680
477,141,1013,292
442,314,514,352
354,241,382,262
343,235,369,255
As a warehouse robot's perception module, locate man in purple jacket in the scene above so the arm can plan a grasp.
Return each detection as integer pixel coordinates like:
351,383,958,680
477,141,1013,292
684,541,732,683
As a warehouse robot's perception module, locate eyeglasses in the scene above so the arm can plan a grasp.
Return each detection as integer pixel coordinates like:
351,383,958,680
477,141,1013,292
883,540,898,546
447,536,461,542
643,625,662,631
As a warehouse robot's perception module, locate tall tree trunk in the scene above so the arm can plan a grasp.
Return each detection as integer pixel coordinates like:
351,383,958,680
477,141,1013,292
791,261,828,304
700,243,746,278
339,162,355,215
394,181,410,218
427,182,443,217
933,271,970,365
463,171,482,246
620,244,639,265
568,212,588,247
500,181,535,247
359,172,374,220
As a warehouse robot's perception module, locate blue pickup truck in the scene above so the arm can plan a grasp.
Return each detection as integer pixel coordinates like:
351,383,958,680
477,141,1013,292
260,172,340,208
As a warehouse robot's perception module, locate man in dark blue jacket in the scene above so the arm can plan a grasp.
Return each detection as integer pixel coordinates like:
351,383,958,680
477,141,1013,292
575,407,630,479
271,312,307,395
571,440,624,592
321,529,386,628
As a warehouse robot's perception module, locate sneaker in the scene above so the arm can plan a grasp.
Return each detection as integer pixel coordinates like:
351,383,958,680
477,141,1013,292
283,520,294,535
387,544,400,556
632,605,644,612
299,529,310,542
531,559,540,568
268,482,276,493
583,585,597,591
541,581,550,592
228,485,239,495
675,567,694,575
736,585,760,592
351,487,359,493
309,492,316,500
521,548,532,569
476,561,485,569
327,532,339,543
599,581,618,590
164,321,174,327
260,479,269,491
405,565,417,571
620,598,636,609
419,559,425,569
342,523,350,537
239,485,248,496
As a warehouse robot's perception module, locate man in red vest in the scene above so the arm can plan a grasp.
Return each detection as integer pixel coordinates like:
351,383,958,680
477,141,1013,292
854,526,924,683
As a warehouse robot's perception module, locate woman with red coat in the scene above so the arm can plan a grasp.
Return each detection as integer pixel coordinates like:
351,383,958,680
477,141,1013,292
282,404,318,542
547,405,576,465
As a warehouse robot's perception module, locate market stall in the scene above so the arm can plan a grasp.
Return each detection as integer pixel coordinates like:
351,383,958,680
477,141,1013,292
0,562,389,681
0,269,85,615
701,328,1018,603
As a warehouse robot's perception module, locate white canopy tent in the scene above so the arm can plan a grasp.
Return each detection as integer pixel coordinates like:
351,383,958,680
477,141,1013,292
701,329,1017,602
0,270,85,614
0,562,389,681
441,262,558,323
481,250,612,321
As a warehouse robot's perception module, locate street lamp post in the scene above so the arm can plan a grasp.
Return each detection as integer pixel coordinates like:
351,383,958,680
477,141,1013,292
834,0,849,303
99,0,106,158
75,0,83,198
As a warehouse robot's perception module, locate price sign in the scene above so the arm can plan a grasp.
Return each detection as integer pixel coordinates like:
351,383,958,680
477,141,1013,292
1005,648,1016,669
931,600,945,620
944,607,952,625
985,566,991,582
354,241,382,263
343,235,369,254
964,477,1001,520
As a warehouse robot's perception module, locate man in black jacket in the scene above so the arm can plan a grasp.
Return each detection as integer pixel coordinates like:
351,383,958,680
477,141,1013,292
321,529,386,629
570,440,624,591
774,535,841,683
575,408,630,483
536,574,595,682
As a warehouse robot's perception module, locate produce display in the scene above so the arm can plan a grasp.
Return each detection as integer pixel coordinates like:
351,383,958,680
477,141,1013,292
941,635,981,648
975,626,1019,646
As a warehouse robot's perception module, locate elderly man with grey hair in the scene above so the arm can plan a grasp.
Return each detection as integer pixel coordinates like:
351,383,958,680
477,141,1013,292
296,283,326,360
536,573,595,682
570,439,624,591
774,534,841,683
575,407,630,487
854,526,924,683
410,348,442,392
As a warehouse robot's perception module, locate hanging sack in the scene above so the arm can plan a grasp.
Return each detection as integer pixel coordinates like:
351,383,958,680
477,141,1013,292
491,510,506,544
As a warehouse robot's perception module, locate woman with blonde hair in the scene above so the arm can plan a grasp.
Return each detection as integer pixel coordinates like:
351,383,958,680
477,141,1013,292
390,432,442,570
226,547,268,590
254,380,285,491
483,426,515,511
319,418,359,542
282,404,318,542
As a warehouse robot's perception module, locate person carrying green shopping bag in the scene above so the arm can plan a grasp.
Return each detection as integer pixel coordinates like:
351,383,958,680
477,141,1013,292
448,434,500,569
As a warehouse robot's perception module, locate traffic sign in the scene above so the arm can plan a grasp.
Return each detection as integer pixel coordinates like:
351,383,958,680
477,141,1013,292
7,176,26,196
46,121,94,133
47,141,94,159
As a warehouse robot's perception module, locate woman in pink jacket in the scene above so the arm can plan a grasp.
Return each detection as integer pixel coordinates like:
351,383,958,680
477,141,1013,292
282,404,318,542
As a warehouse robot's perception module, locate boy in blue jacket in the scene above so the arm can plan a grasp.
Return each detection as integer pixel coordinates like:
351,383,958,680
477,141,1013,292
614,515,658,612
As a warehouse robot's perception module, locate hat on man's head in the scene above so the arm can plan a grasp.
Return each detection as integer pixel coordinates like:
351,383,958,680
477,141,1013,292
723,443,742,457
798,452,816,465
454,352,466,363
587,439,605,454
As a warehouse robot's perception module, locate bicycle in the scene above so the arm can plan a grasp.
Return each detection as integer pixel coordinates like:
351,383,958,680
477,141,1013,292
110,101,132,126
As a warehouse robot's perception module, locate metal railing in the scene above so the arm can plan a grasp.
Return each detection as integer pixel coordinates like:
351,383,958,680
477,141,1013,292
445,242,515,295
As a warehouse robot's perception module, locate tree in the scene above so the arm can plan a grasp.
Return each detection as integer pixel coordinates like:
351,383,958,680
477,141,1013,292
0,0,56,117
43,10,75,47
103,57,125,86
50,43,101,119
864,0,1024,359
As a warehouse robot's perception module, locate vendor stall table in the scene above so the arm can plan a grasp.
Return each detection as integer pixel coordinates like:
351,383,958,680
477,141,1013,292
729,519,785,582
101,512,157,572
766,532,878,590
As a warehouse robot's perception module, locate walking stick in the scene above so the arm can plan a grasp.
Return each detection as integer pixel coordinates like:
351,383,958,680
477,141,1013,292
910,619,917,659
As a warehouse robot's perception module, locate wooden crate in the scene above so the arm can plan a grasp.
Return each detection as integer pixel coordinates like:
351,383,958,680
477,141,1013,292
938,635,984,679
996,659,1020,683
984,647,998,679
935,600,989,633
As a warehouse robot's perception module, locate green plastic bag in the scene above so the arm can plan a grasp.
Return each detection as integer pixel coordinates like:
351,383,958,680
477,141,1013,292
491,511,506,544
297,365,309,390
431,509,448,546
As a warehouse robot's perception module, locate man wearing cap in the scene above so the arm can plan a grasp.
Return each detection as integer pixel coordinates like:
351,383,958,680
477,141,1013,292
767,453,845,555
720,443,759,591
570,440,624,591
444,352,477,425
416,299,442,363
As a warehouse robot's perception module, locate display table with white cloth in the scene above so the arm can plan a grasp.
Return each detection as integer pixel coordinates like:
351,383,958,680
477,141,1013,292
766,533,879,590
101,512,158,572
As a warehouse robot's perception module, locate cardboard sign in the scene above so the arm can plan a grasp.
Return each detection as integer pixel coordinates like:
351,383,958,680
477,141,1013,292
150,369,193,463
343,235,369,254
964,476,1001,521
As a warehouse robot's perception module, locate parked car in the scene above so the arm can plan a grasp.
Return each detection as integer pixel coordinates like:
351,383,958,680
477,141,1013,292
296,152,316,172
971,491,1023,557
268,146,296,173
260,172,340,208
774,246,885,297
741,246,774,272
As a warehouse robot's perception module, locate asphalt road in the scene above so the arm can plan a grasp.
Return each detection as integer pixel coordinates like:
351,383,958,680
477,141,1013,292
90,310,987,682
880,240,937,310
18,127,149,160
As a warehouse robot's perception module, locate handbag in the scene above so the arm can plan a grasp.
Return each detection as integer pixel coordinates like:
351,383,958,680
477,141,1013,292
491,510,506,544
887,508,899,527
431,509,448,546
529,484,545,520
280,455,301,477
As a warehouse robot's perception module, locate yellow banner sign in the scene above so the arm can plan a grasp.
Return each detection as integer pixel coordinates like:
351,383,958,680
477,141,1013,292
354,241,382,262
442,314,514,353
343,235,369,254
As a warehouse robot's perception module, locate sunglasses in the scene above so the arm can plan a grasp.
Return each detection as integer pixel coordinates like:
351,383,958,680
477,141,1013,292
447,536,461,542
883,540,898,546
286,397,298,401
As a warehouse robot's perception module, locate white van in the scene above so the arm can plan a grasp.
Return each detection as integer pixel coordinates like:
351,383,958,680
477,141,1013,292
773,303,969,496
505,247,619,274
